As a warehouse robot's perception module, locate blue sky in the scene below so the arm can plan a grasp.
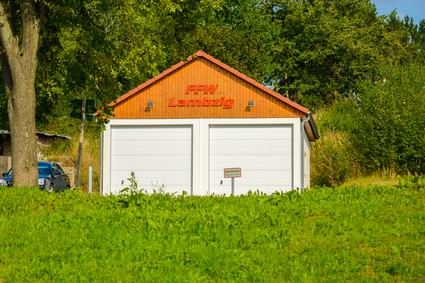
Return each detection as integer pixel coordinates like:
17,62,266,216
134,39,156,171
370,0,425,24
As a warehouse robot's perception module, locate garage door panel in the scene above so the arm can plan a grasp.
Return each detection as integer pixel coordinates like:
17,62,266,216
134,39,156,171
112,154,190,164
210,162,290,170
113,128,190,138
112,169,189,182
110,125,192,194
215,178,292,187
112,162,192,171
211,139,291,148
112,147,189,156
211,169,291,178
112,139,190,149
210,134,292,140
210,127,292,141
210,125,293,195
210,127,291,135
112,176,191,187
211,155,291,164
111,183,190,194
210,147,291,155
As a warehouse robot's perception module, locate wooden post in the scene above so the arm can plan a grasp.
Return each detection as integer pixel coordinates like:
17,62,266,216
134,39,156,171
76,98,86,189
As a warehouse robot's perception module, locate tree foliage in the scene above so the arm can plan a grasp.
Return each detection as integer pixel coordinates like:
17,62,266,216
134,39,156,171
0,0,424,183
35,0,181,125
155,0,278,82
0,0,420,127
267,0,413,109
26,0,276,125
351,63,425,175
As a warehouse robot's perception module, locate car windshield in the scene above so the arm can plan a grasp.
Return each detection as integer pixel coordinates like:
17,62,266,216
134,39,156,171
38,167,51,175
3,165,52,177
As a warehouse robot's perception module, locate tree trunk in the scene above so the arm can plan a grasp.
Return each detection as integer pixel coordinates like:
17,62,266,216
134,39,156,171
7,66,38,187
0,1,40,187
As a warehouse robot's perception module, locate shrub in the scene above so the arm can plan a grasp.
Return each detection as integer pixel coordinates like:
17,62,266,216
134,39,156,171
397,172,425,190
311,130,360,187
351,63,425,175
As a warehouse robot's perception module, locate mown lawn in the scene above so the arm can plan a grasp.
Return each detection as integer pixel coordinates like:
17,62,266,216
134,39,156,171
0,186,424,282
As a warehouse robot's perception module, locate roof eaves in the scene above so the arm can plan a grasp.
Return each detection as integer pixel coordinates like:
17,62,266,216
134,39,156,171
193,51,310,115
0,130,71,140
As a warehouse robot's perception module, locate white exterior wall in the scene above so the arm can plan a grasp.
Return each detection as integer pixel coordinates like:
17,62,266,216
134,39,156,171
102,118,309,195
302,128,311,190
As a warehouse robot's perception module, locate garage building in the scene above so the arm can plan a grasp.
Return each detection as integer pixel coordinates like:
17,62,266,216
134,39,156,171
101,50,319,195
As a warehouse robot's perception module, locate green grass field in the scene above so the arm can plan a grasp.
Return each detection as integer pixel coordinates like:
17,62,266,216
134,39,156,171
0,185,424,282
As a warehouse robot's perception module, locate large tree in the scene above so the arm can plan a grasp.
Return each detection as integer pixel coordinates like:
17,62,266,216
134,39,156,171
0,0,40,187
267,0,408,109
35,0,206,128
0,0,183,186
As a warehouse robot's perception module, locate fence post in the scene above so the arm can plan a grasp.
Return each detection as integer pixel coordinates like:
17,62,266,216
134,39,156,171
88,164,93,194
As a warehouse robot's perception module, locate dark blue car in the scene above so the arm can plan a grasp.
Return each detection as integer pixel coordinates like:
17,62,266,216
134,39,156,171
0,161,71,192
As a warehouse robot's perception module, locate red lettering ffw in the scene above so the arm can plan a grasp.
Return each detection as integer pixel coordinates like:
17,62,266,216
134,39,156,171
185,84,218,95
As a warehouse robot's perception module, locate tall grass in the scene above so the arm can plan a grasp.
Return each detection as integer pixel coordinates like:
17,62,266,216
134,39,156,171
41,130,101,192
310,104,363,187
311,130,361,187
0,186,424,282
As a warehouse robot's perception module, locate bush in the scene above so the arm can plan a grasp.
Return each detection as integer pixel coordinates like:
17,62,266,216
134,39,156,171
397,172,425,190
351,63,425,175
311,130,360,187
311,105,361,187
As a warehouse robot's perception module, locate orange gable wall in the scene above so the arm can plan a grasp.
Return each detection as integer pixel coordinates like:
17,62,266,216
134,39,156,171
112,57,305,119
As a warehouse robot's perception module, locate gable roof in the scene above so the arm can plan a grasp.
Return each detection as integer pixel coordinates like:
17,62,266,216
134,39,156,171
108,50,319,141
109,50,309,114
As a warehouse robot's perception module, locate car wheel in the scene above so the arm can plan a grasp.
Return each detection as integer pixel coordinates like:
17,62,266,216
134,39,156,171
44,180,54,193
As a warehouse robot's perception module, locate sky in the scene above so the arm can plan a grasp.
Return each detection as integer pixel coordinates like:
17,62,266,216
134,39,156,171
370,0,425,25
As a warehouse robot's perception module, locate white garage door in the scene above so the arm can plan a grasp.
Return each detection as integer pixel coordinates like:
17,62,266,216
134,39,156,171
110,125,192,194
209,125,293,195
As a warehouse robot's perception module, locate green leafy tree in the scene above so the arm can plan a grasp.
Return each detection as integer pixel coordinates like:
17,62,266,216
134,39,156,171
351,63,425,174
267,0,409,109
384,11,425,65
0,0,182,185
156,0,277,82
417,20,425,64
35,0,182,127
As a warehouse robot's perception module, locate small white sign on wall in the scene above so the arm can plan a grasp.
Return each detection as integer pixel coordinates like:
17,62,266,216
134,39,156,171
224,167,241,178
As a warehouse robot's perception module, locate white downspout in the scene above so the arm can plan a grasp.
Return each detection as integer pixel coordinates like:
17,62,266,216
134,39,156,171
300,112,311,192
99,131,103,194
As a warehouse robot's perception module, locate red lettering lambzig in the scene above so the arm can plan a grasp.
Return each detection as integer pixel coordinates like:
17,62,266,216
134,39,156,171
168,97,234,109
168,84,233,109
